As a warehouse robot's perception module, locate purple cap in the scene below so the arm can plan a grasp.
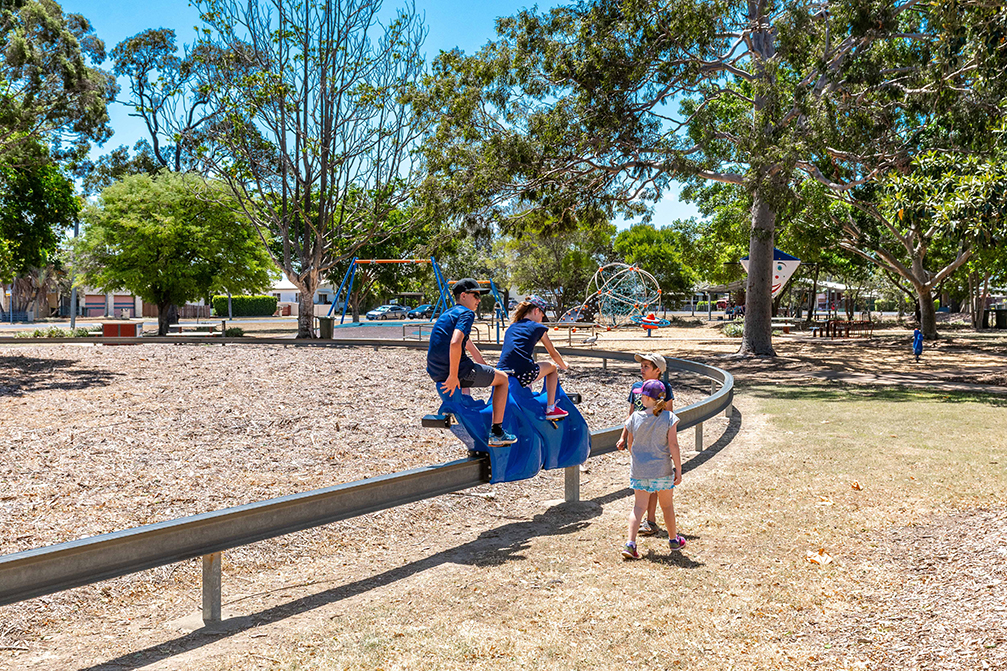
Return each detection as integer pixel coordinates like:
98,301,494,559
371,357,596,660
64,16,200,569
633,379,666,400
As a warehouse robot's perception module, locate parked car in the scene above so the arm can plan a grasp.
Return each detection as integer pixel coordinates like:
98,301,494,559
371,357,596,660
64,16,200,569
408,303,436,319
365,304,410,320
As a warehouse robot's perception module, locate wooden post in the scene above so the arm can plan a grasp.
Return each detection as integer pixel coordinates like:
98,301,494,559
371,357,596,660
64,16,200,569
202,552,222,625
564,465,580,502
695,422,704,451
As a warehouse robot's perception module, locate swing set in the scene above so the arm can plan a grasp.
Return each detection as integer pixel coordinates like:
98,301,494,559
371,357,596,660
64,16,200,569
330,257,451,324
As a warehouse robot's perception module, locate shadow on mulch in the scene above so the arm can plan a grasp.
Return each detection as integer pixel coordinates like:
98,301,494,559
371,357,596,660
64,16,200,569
0,355,119,397
77,410,742,671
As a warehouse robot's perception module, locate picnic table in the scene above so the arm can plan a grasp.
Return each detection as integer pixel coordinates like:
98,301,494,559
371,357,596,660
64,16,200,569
810,319,873,338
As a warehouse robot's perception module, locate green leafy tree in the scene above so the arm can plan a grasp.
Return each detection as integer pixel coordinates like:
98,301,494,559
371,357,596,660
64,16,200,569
0,0,115,161
109,28,216,173
416,0,1005,356
75,172,273,335
0,140,78,283
837,152,1007,337
613,224,695,307
191,0,429,338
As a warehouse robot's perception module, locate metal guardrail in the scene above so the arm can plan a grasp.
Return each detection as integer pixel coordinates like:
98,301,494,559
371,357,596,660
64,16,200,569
0,341,733,622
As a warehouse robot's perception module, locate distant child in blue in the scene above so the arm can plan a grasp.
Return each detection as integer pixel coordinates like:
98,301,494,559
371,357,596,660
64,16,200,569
427,278,516,447
497,296,569,420
621,379,684,560
913,328,924,363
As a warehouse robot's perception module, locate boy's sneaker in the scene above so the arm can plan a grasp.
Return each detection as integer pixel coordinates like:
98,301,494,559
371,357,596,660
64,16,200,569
638,519,660,536
488,427,517,447
621,542,641,560
669,534,686,551
545,406,569,420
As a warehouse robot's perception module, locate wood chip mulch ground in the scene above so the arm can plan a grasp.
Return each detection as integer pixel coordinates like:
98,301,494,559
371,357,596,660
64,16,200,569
0,342,717,662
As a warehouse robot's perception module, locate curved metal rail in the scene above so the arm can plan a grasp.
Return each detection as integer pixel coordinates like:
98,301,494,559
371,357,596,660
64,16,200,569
0,341,733,620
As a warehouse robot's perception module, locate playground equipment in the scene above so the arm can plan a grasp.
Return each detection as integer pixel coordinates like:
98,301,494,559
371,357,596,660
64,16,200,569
560,263,662,328
330,258,452,324
431,378,590,483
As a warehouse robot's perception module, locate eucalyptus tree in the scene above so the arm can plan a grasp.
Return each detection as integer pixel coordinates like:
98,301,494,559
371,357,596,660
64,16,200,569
416,0,1004,356
0,0,115,161
192,0,428,338
110,29,217,173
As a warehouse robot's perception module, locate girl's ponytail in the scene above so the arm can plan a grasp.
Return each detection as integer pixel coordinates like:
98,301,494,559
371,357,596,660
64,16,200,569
652,399,667,417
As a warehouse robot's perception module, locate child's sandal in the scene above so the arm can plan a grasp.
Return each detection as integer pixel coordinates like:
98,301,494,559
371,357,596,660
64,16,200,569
669,534,686,551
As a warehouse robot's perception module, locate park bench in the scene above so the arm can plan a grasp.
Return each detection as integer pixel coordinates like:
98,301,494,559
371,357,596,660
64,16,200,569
167,323,222,336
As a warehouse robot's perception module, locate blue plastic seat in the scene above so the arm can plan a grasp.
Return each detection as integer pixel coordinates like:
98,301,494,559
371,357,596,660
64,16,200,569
436,387,543,484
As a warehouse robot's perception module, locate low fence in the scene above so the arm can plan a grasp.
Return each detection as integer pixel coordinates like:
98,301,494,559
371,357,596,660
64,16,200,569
0,342,733,625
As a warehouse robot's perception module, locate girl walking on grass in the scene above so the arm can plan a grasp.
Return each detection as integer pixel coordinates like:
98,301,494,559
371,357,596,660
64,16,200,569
497,295,569,420
621,379,684,560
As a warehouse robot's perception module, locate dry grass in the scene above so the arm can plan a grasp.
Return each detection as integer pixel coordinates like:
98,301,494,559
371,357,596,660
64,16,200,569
201,383,1006,671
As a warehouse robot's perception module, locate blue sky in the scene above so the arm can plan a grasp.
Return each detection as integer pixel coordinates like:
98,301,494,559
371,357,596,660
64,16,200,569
61,0,699,227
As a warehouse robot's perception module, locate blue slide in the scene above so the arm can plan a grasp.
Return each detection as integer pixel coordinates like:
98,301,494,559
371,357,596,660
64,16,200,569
436,379,590,484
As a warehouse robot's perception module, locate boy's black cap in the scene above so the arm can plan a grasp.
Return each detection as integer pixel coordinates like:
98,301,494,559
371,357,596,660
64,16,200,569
452,278,489,296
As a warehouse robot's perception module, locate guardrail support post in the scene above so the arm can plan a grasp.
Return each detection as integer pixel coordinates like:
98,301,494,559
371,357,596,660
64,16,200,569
564,465,580,502
695,422,704,451
202,552,222,625
602,358,608,370
724,403,732,419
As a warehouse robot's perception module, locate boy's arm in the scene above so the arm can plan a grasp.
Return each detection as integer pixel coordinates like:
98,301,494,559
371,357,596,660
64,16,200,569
440,329,466,394
465,338,488,365
668,421,682,485
540,333,568,369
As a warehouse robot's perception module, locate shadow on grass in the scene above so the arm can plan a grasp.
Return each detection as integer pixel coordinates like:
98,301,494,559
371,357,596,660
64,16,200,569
0,355,119,397
744,383,1007,407
76,415,740,671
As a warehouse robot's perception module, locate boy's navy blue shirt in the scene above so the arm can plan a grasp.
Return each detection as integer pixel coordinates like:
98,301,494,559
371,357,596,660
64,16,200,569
627,380,675,412
497,318,549,377
426,304,475,381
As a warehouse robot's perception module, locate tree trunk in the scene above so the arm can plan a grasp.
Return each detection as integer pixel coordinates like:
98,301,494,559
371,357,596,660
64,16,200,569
165,303,179,325
917,287,937,338
739,189,776,356
297,292,316,338
157,301,172,336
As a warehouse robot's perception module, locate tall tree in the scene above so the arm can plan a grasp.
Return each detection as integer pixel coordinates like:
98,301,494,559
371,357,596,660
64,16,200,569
110,28,215,173
192,0,429,338
416,0,1003,356
0,0,115,161
0,139,78,283
837,151,1007,337
75,172,273,335
506,219,615,315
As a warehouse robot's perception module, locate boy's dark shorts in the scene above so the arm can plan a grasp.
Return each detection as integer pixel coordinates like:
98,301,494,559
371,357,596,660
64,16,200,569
457,360,497,388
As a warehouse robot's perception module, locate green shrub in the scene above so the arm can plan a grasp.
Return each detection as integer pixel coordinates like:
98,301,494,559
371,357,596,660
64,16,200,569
12,327,93,338
224,327,245,337
723,321,744,337
211,295,278,317
695,301,709,311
